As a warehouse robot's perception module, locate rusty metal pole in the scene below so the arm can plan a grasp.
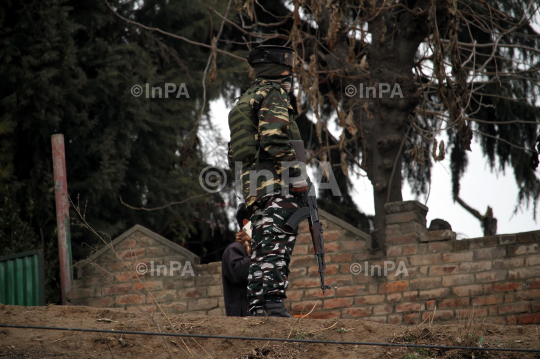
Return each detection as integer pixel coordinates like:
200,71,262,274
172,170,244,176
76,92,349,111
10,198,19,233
52,134,73,305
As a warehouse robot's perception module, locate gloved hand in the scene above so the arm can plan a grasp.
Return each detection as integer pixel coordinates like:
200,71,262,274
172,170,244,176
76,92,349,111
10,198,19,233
290,179,308,193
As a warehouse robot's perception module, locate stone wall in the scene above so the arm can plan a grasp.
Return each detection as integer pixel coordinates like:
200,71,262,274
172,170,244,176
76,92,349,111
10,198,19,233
71,206,540,325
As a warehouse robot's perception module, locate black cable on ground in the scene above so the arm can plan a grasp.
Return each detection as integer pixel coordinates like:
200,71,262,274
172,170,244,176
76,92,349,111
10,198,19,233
0,323,538,353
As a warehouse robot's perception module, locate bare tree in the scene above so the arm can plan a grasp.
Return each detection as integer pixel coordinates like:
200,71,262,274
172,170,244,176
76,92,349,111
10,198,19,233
108,0,540,248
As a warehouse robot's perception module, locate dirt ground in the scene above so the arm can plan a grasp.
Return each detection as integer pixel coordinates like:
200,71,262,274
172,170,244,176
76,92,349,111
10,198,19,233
0,304,539,359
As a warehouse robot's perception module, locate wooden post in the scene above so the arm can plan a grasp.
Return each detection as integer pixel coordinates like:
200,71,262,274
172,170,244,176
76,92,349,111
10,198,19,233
51,134,73,305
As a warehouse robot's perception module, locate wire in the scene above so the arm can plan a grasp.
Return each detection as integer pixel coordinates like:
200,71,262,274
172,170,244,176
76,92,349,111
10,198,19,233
0,323,538,353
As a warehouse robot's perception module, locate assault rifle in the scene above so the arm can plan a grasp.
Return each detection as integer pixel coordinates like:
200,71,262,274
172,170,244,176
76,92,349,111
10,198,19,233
286,140,332,294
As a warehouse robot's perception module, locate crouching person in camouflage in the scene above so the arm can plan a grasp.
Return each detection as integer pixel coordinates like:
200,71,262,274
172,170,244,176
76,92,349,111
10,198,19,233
228,45,308,317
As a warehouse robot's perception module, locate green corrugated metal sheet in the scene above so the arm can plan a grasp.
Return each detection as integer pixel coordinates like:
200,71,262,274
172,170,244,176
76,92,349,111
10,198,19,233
0,249,45,306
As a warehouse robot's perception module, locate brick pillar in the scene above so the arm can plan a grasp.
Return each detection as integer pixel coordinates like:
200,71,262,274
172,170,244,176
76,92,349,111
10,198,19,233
384,201,428,246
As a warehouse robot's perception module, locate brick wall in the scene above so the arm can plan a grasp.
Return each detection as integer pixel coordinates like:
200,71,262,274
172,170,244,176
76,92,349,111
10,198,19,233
71,208,540,325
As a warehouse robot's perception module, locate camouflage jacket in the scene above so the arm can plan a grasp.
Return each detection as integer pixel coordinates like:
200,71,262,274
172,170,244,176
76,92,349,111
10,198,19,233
232,78,302,207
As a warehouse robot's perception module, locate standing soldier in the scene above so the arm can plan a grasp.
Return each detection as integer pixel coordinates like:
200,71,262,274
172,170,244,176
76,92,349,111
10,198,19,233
228,45,308,317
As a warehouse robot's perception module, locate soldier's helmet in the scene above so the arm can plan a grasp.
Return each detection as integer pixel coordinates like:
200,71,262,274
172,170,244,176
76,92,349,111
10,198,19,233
247,45,295,68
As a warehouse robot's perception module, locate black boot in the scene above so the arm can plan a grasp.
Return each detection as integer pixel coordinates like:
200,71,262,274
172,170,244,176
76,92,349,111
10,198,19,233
264,301,292,318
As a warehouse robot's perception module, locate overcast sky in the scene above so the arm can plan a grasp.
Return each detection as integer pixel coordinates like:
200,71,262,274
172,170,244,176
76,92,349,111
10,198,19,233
208,98,538,239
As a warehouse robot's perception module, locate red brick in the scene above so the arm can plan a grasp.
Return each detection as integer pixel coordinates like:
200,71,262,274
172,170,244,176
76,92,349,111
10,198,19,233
453,285,483,297
429,265,458,276
525,255,540,266
532,303,540,312
505,293,515,303
388,314,402,324
527,278,540,289
443,252,473,263
456,308,488,319
295,233,312,244
341,240,365,251
116,238,137,249
402,245,417,255
327,275,354,287
426,299,436,310
293,245,309,255
378,281,409,294
309,242,339,254
493,257,524,269
342,307,372,318
387,293,402,303
101,283,131,296
308,264,338,276
147,290,176,303
396,302,424,312
324,297,354,309
178,288,205,298
507,315,517,324
409,253,442,266
116,272,142,282
162,301,188,313
336,285,367,297
508,244,539,256
285,290,304,302
188,298,218,311
460,261,492,273
471,295,504,306
499,235,517,245
324,230,342,242
418,288,450,300
290,255,316,266
517,313,540,325
422,310,454,321
474,248,506,260
115,294,146,305
146,247,169,257
442,274,474,287
483,284,494,295
469,236,499,249
438,297,470,308
373,305,393,315
518,232,536,244
515,289,540,301
475,270,507,283
494,282,522,291
386,246,402,257
354,295,385,305
386,233,418,245
386,211,423,224
403,291,418,301
304,287,335,299
498,302,530,315
291,300,322,312
509,266,540,280
409,277,441,290
429,242,453,253
119,248,145,259
291,278,321,289
331,253,353,262
133,281,162,292
310,311,341,319
289,267,307,277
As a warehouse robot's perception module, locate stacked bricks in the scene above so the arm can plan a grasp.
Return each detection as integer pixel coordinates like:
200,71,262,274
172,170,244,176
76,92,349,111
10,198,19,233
71,208,540,325
70,229,226,316
284,211,373,319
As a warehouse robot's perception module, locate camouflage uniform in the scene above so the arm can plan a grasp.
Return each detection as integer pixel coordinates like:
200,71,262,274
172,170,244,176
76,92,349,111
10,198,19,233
231,77,303,313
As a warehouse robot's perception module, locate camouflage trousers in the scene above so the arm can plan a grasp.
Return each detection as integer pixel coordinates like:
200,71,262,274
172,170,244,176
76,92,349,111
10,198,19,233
247,191,300,314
